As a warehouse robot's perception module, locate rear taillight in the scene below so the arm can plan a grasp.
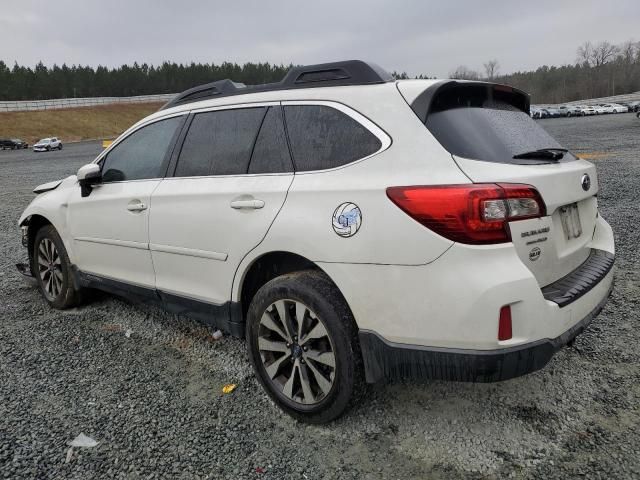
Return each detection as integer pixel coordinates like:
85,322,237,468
386,183,546,245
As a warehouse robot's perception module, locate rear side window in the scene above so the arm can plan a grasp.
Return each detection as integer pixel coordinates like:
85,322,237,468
423,85,566,164
102,116,183,182
284,105,382,171
248,106,293,174
175,107,266,177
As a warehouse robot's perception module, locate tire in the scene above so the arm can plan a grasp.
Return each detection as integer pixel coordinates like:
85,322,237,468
58,144,63,150
46,146,51,151
246,270,364,423
32,225,84,309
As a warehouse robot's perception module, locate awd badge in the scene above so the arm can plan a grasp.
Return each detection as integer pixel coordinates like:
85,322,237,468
332,202,362,238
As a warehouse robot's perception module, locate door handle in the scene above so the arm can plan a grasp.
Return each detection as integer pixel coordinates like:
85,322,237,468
230,199,265,210
127,201,147,212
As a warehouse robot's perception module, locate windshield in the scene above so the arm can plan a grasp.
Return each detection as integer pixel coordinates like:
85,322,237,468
425,100,570,164
38,138,50,143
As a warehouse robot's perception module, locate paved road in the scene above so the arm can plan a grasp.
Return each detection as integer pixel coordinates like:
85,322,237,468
1,114,639,479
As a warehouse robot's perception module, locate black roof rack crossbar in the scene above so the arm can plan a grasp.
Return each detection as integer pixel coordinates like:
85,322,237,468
160,60,393,110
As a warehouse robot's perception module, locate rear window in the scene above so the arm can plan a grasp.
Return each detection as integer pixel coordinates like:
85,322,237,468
424,87,568,164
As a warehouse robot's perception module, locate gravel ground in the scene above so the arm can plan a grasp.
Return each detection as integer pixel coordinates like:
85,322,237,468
1,113,639,479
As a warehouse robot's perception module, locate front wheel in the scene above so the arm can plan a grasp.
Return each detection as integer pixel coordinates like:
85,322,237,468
32,225,84,309
246,270,363,423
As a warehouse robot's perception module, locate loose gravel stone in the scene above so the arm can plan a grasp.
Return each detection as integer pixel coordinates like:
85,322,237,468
0,113,639,479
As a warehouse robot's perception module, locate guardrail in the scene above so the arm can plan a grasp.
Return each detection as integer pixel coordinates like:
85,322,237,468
535,91,640,108
0,93,176,112
3,89,639,113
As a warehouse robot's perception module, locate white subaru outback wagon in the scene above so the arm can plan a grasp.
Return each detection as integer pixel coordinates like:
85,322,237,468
17,61,615,423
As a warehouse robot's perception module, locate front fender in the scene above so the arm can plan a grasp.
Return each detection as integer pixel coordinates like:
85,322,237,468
18,176,78,263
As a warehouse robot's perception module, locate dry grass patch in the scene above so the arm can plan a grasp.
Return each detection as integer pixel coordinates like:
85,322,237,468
0,102,163,144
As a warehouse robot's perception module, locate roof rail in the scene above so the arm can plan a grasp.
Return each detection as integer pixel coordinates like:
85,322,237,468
160,60,392,110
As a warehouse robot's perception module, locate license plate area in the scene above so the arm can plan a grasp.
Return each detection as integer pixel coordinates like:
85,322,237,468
559,203,582,240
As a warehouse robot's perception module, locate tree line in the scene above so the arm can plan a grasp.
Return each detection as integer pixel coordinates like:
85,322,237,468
0,39,638,103
0,61,291,101
447,39,640,104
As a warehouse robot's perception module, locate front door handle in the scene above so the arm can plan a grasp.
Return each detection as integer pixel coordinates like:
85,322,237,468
230,199,265,210
127,201,147,212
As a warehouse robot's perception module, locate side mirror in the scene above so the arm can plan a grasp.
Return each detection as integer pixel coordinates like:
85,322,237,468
77,163,102,197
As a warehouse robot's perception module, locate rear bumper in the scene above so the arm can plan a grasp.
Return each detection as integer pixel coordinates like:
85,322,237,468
360,277,613,383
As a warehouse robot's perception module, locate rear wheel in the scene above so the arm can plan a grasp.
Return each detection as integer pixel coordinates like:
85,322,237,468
32,225,84,309
246,270,363,423
58,144,63,150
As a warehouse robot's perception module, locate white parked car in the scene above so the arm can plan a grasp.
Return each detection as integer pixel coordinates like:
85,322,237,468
604,103,628,114
16,61,615,423
558,105,582,117
580,105,597,116
593,104,613,114
33,137,63,152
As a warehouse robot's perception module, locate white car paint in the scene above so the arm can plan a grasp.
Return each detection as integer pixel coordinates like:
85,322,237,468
604,103,628,113
33,137,62,151
19,77,615,357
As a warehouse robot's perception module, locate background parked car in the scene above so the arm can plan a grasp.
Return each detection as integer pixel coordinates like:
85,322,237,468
33,137,63,152
558,105,582,117
1,138,29,150
603,103,627,113
580,105,597,116
530,107,543,119
544,107,562,118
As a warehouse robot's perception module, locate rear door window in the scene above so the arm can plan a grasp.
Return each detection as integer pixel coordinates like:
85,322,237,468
175,107,266,177
248,106,293,174
283,105,382,171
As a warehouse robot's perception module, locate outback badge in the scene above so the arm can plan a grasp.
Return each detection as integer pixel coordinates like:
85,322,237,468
332,202,362,237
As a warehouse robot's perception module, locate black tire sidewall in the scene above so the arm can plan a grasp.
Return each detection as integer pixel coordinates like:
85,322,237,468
32,225,78,309
246,271,359,423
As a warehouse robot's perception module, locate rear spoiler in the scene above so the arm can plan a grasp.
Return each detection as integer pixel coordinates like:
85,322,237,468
408,80,531,123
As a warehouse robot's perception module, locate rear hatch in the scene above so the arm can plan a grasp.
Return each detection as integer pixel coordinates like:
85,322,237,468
399,81,598,287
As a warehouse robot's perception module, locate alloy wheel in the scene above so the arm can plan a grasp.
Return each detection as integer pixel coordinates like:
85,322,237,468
257,299,336,405
37,238,63,300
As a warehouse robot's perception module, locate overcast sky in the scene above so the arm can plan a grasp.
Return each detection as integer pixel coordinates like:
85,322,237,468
1,0,638,78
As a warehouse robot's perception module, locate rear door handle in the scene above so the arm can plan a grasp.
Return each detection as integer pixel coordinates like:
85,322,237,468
127,201,148,212
230,199,265,210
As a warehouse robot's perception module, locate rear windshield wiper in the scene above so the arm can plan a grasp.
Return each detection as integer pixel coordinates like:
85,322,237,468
513,148,568,160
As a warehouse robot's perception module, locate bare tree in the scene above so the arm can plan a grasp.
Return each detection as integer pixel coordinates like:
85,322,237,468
591,41,619,66
449,65,480,80
483,59,500,80
619,40,639,64
577,41,594,65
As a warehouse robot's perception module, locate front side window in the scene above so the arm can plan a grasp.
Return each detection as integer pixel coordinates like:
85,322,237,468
175,107,266,177
102,116,183,182
283,105,382,171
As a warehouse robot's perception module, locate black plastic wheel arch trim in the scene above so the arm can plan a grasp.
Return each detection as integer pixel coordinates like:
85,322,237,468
359,278,613,384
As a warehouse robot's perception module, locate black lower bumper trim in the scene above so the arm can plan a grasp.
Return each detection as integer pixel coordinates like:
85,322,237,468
541,249,614,308
359,279,613,383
